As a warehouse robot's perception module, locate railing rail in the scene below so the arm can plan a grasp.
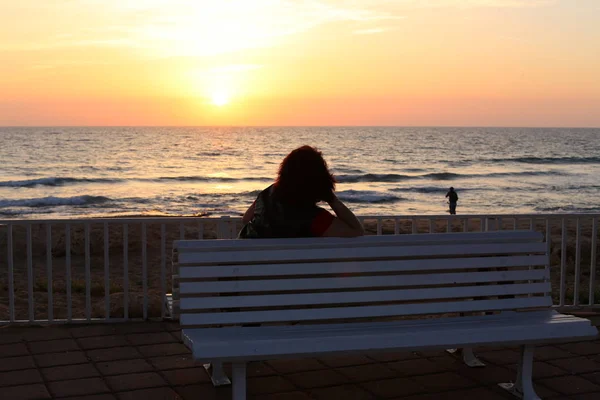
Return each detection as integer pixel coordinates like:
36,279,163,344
1,213,599,325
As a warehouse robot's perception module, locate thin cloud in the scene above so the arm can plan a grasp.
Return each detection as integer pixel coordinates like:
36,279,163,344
353,28,390,35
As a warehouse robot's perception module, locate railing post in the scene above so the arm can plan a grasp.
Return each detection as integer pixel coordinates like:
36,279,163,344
104,222,110,320
142,222,148,320
27,224,33,322
85,223,91,321
66,223,72,321
560,218,567,307
574,218,581,306
123,223,129,320
590,217,597,306
46,223,53,322
7,224,15,322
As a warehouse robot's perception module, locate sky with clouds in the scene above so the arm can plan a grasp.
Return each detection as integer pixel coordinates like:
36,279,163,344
1,0,598,126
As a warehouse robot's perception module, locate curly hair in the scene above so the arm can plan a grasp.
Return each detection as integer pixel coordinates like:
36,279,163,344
274,146,336,205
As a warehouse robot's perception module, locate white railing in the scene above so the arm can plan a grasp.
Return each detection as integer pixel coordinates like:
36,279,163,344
0,213,598,325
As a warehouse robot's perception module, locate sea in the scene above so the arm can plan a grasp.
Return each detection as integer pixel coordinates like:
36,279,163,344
1,127,599,219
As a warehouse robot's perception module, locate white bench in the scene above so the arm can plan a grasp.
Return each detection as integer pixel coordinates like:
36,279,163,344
173,231,598,400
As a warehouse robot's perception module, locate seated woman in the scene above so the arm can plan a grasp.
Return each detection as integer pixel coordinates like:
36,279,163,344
239,145,364,238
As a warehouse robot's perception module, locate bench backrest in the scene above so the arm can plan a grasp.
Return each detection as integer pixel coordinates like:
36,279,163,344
173,231,551,328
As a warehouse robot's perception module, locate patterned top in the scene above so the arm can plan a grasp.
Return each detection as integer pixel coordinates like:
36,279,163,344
239,185,334,238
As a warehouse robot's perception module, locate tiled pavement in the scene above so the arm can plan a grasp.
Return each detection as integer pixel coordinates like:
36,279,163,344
1,322,600,400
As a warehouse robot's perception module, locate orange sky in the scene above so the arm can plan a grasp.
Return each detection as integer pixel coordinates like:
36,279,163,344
1,0,599,127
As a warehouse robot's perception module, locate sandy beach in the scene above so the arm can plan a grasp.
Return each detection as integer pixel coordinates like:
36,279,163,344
1,215,598,322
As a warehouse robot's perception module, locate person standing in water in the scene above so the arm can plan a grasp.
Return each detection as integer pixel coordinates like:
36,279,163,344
446,187,458,215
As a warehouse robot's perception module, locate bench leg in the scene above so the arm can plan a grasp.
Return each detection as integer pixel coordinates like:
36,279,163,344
203,362,231,386
232,362,247,400
498,345,541,400
445,348,486,367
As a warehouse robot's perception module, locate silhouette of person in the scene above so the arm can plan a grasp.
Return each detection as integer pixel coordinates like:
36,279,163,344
446,187,458,215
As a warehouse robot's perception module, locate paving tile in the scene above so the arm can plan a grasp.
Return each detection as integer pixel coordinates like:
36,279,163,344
42,363,100,381
69,325,119,338
96,358,153,375
532,383,561,398
22,327,71,342
548,356,600,374
137,343,189,358
117,387,182,400
34,350,88,367
251,391,313,400
534,345,575,361
0,355,36,372
367,351,421,362
385,357,449,376
570,393,600,400
148,354,197,371
360,377,426,398
0,368,43,386
318,355,374,368
505,360,569,381
126,332,178,346
247,362,278,378
247,375,297,394
538,375,600,395
581,371,600,385
0,342,29,358
454,364,515,385
336,363,396,382
56,395,117,400
29,338,79,354
162,322,180,332
162,367,211,386
48,377,110,397
310,384,376,400
175,383,228,400
0,383,51,400
410,372,476,392
267,358,326,374
86,346,142,362
78,335,129,350
558,341,600,356
0,331,25,344
106,372,167,392
286,368,349,389
116,323,168,334
401,387,509,400
479,349,521,365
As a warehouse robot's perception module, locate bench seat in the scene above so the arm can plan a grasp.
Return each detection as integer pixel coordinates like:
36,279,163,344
182,310,596,363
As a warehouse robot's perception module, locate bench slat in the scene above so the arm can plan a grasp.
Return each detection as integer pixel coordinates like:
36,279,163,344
177,242,546,265
179,296,552,326
179,269,549,294
179,282,551,310
175,230,542,252
178,255,548,279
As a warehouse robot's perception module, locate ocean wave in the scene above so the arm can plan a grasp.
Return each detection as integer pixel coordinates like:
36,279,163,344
336,173,412,183
534,205,600,213
335,170,566,183
0,177,122,188
486,156,600,165
336,190,405,204
391,186,458,194
0,195,111,208
155,175,272,183
422,172,462,180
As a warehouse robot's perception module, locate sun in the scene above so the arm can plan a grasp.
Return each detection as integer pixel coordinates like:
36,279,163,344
211,91,230,107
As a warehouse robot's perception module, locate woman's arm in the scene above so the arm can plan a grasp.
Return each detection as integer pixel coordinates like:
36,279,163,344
242,201,256,224
321,193,364,237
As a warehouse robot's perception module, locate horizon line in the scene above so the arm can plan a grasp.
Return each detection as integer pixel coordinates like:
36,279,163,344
1,125,599,129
